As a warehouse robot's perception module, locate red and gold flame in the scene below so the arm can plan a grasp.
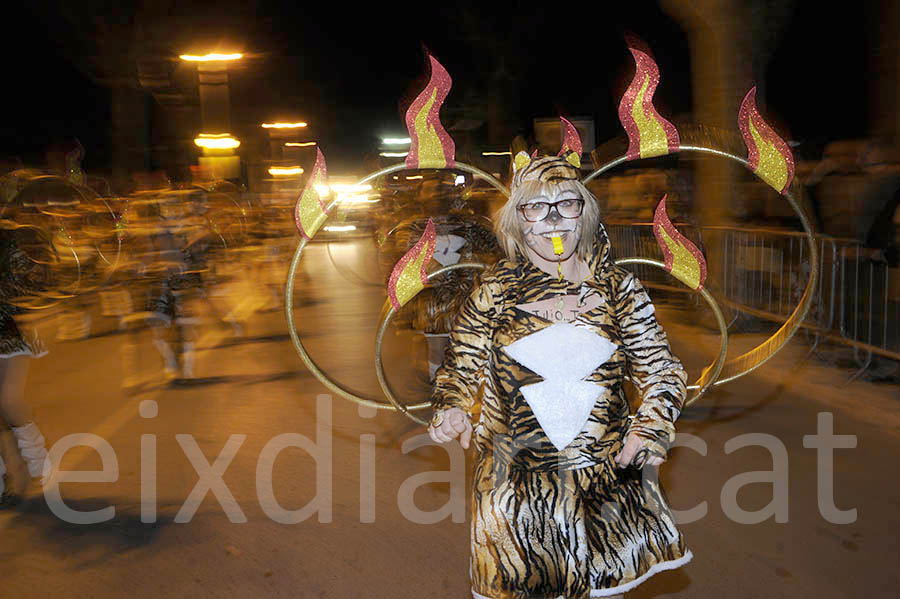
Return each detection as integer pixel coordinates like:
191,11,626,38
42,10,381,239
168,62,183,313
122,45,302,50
405,55,456,169
557,117,583,157
388,218,436,310
653,196,706,290
618,42,680,160
294,148,329,240
739,87,794,195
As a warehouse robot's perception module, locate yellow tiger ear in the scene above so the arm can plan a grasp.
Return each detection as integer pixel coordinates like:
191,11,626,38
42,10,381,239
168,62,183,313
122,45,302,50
513,151,531,172
565,151,581,169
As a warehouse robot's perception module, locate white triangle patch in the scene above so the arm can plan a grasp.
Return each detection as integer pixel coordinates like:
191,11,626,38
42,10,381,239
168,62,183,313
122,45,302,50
503,322,617,451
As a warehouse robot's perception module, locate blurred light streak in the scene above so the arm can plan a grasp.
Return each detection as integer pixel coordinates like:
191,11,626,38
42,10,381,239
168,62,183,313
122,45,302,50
262,122,308,129
194,134,240,149
179,53,243,62
324,225,357,232
406,175,423,180
482,151,512,156
285,142,316,147
383,137,411,145
380,152,409,157
268,166,304,176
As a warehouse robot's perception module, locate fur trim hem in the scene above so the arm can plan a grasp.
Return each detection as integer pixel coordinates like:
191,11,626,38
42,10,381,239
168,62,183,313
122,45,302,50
590,550,693,597
470,550,694,599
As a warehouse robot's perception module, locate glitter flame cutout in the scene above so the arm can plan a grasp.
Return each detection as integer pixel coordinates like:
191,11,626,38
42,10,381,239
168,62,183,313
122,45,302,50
294,148,329,240
405,55,456,169
618,41,680,160
739,87,795,194
388,218,436,310
653,196,707,290
557,117,583,157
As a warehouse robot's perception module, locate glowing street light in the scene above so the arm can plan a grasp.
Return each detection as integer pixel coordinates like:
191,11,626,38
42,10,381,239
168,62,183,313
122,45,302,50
194,133,240,149
179,53,243,62
261,122,308,129
268,166,304,176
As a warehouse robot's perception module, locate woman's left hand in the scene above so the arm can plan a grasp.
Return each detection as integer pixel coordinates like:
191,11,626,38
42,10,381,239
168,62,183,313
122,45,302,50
614,432,665,468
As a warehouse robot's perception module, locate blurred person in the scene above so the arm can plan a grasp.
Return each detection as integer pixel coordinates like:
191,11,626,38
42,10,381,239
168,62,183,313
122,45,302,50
45,139,95,342
429,152,690,599
858,141,900,265
146,192,213,381
382,176,501,381
0,227,51,503
45,138,85,186
804,138,900,244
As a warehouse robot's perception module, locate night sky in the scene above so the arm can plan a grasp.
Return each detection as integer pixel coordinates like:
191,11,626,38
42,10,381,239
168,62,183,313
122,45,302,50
0,0,877,175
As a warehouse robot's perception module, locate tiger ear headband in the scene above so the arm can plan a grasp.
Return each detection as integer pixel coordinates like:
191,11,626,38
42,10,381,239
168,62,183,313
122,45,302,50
286,40,817,425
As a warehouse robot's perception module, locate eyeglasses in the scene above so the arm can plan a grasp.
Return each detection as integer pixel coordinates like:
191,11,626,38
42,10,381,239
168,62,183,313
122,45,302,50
517,198,584,222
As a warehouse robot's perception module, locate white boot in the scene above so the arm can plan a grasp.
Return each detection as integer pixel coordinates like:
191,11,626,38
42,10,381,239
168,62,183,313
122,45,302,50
181,342,195,379
152,338,178,380
11,422,50,484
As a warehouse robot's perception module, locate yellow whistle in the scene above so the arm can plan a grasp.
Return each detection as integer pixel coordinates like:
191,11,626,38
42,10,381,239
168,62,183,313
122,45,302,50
552,235,564,281
552,235,564,255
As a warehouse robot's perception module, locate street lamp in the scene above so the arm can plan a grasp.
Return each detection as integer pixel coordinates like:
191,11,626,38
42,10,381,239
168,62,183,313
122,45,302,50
179,53,243,62
261,122,308,129
194,133,241,149
180,50,244,179
268,166,304,176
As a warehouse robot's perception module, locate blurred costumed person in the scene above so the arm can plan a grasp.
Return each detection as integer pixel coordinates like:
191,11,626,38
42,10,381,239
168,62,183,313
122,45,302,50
46,138,93,342
428,151,691,598
0,226,51,503
147,189,214,381
382,177,500,380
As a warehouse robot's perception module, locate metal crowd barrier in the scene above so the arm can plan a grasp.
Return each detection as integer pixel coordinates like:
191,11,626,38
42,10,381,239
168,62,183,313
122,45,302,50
606,222,900,381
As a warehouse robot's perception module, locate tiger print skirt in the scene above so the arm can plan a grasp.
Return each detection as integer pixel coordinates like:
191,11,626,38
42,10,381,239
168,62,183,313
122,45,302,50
470,451,691,598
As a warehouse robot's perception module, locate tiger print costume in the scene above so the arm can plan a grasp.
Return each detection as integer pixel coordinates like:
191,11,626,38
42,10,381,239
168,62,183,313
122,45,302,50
432,222,691,598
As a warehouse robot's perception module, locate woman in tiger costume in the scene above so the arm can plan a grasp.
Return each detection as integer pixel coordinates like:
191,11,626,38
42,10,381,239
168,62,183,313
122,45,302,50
429,151,691,598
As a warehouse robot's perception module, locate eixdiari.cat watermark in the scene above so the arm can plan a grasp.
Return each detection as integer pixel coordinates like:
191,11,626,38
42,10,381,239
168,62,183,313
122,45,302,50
39,394,856,526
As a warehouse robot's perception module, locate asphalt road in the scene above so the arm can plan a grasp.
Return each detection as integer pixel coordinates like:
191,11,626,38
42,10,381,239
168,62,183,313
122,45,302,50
1,239,898,599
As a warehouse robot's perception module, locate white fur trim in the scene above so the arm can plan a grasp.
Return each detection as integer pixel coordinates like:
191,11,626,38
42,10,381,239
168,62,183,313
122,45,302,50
590,550,693,597
470,550,693,599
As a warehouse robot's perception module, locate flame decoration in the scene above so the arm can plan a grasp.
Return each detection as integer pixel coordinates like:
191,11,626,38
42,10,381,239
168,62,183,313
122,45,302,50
618,42,680,160
653,196,707,290
294,148,329,240
739,87,795,194
405,55,456,169
388,218,436,310
557,117,583,157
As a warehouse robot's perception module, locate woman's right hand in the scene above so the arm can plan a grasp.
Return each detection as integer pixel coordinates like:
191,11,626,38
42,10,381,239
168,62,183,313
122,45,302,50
428,407,473,449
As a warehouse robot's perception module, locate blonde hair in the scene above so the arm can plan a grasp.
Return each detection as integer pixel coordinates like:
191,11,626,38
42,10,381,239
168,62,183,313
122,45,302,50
494,178,601,262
